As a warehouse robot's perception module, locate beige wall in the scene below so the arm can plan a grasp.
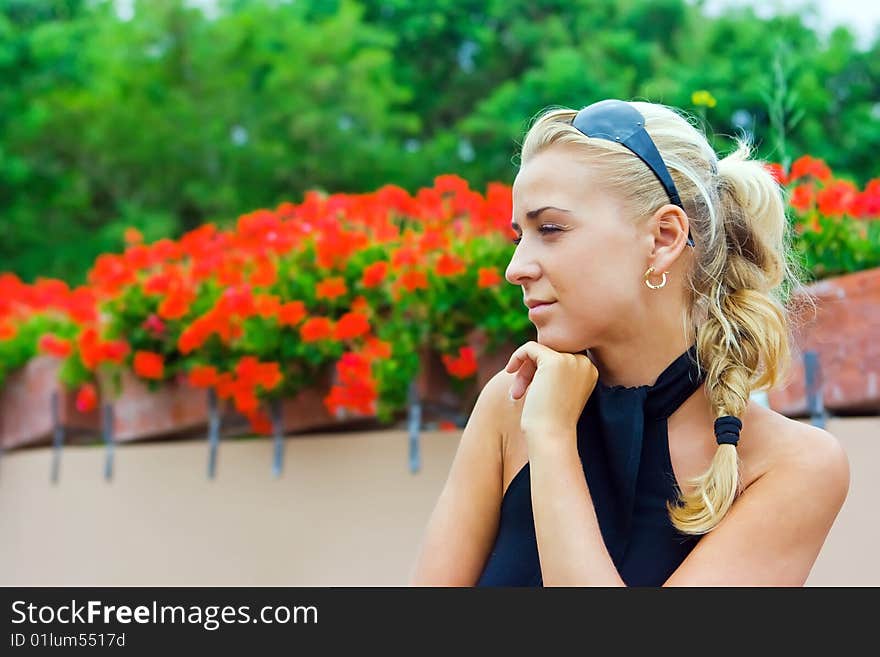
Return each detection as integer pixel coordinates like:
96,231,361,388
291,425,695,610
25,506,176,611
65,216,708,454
1,417,877,586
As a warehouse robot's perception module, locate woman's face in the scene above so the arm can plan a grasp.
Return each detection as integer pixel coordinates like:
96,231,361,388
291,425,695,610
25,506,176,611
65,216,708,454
505,144,655,353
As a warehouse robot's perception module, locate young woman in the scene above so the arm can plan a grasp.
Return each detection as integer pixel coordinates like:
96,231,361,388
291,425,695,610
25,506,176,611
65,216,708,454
408,99,850,587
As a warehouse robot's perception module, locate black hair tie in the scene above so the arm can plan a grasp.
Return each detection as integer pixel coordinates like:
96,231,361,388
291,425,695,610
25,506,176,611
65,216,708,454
714,415,742,447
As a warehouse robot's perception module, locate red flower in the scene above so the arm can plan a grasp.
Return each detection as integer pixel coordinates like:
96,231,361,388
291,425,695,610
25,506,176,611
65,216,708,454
124,227,143,246
316,276,348,300
234,387,260,413
254,294,281,318
391,246,420,269
433,174,470,196
101,340,130,365
314,223,367,269
214,372,236,400
249,257,278,287
134,350,165,379
438,420,458,432
336,352,372,385
246,410,274,435
261,366,283,391
65,287,98,324
300,317,335,342
188,365,218,388
144,271,175,295
790,155,831,183
436,253,466,277
143,239,180,265
363,336,392,360
442,346,478,379
158,288,195,320
852,179,880,219
477,267,503,288
216,257,246,286
219,285,256,318
75,383,98,413
790,183,815,214
361,261,388,288
178,319,211,355
484,183,513,232
88,253,137,297
817,180,858,217
324,380,378,417
334,312,371,340
236,357,282,391
452,189,485,223
77,327,102,369
418,227,450,254
38,333,72,358
397,270,429,293
415,187,446,222
0,322,16,340
375,184,417,217
278,301,307,327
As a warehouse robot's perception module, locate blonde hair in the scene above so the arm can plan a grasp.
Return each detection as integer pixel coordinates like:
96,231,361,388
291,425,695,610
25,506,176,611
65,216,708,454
520,101,815,535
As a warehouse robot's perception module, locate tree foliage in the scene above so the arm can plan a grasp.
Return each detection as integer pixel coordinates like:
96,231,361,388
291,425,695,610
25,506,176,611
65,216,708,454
2,0,878,282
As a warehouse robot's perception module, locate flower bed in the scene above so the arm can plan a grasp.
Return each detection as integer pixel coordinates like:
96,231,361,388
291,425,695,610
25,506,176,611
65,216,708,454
0,158,878,449
764,156,880,416
774,156,880,278
0,176,533,447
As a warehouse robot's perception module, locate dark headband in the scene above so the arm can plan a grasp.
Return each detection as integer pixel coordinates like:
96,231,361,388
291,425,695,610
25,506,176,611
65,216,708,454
571,99,695,248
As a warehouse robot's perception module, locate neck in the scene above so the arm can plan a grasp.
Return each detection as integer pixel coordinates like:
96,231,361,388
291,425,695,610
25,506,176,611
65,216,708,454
587,335,694,389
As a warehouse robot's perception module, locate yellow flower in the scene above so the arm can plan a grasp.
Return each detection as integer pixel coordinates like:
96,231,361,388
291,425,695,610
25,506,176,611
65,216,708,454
691,90,717,108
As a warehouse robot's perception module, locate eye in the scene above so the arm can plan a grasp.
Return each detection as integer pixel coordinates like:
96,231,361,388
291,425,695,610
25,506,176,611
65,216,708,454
511,225,562,245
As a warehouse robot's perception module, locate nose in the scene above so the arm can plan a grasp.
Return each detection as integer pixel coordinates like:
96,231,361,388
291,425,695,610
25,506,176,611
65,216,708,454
505,246,541,286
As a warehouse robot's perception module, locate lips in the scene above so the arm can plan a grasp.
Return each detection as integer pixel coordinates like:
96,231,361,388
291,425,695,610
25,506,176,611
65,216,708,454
527,301,556,320
524,299,556,309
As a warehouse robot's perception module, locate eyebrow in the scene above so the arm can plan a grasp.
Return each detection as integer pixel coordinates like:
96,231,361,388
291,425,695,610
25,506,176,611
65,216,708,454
510,206,571,231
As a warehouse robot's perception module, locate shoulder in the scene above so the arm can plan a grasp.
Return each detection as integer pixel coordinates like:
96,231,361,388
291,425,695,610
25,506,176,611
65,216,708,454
744,405,850,508
781,418,850,503
664,408,850,586
480,367,519,418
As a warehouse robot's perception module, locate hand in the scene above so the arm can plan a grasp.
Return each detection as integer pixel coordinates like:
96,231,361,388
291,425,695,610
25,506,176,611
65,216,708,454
505,341,598,442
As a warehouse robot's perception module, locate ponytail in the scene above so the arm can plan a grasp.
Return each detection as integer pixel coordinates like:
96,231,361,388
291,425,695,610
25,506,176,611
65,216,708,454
668,136,812,535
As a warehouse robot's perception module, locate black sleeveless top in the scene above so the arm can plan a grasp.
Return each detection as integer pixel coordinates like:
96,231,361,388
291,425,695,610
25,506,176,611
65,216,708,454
476,344,705,587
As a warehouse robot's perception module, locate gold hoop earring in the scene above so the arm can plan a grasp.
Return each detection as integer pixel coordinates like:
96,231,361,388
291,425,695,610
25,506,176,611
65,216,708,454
644,266,667,289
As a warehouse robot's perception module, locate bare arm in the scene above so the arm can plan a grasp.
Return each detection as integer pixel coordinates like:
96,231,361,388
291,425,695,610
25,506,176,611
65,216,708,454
528,436,626,586
408,370,509,586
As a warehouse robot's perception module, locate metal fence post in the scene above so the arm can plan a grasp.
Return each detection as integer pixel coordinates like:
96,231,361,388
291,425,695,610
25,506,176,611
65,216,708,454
207,388,221,479
271,397,284,478
804,350,827,429
407,379,421,473
50,389,65,484
102,402,115,481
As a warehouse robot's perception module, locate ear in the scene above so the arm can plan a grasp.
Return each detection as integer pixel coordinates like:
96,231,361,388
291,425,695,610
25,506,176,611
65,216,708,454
648,204,691,271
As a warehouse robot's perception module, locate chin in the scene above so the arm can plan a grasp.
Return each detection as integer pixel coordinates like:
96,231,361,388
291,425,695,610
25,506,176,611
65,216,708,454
534,329,584,354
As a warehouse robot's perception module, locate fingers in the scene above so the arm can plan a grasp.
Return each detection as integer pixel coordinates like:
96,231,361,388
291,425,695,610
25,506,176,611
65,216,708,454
505,351,523,374
505,341,537,374
506,342,538,401
509,357,536,400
